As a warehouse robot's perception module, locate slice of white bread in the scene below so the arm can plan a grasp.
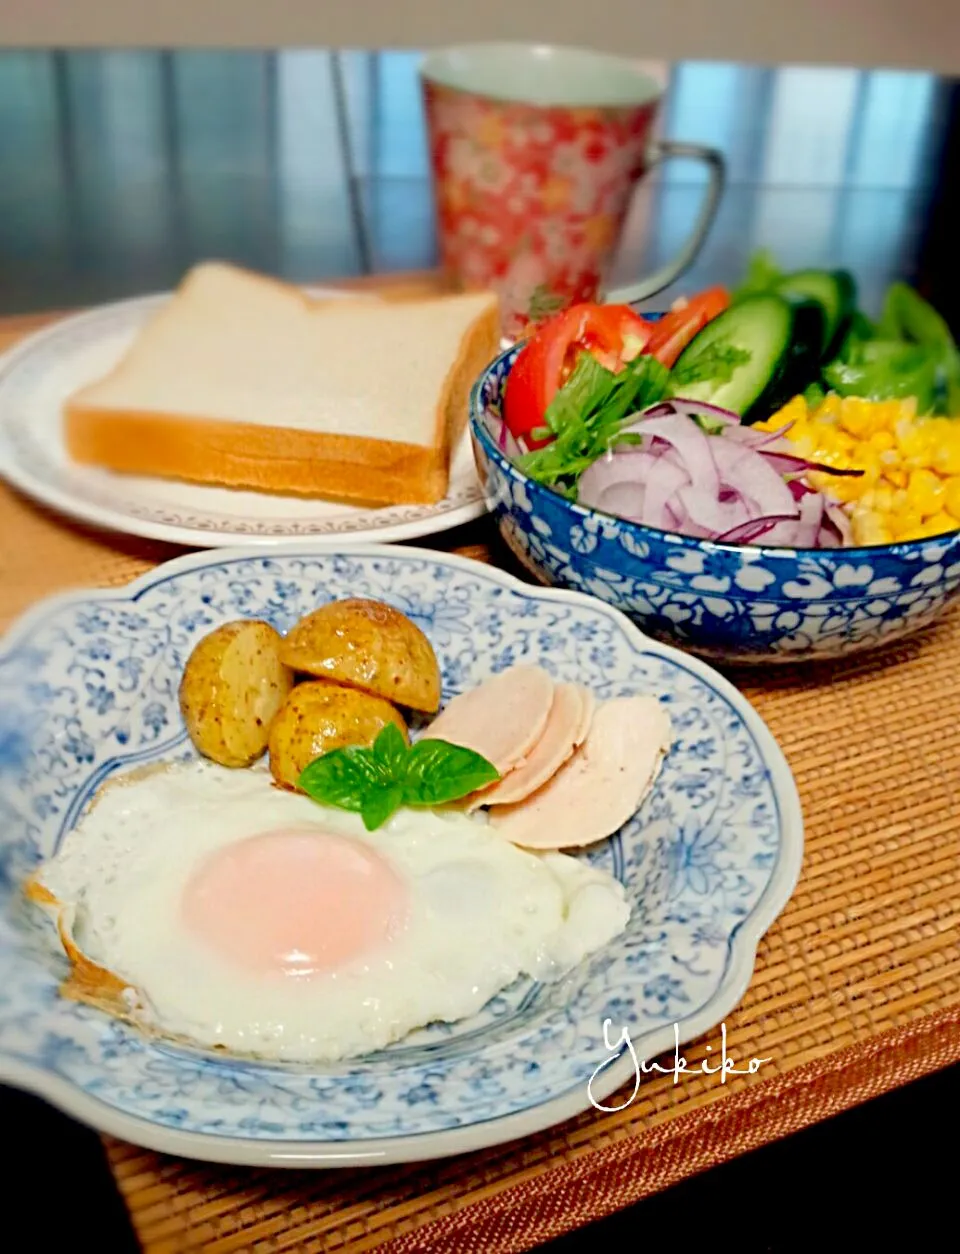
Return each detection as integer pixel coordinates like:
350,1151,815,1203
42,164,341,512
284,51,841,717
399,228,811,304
64,262,501,506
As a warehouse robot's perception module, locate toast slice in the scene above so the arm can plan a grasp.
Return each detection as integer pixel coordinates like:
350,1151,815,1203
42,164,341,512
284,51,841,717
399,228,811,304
64,263,500,506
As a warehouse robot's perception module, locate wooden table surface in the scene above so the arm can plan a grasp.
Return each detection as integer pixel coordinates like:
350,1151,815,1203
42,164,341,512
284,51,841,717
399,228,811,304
1,283,959,1253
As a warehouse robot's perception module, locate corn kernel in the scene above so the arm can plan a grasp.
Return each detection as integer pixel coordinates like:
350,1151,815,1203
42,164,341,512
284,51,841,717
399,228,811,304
869,430,896,452
834,431,856,454
872,486,895,513
907,468,946,518
838,398,875,437
895,420,932,461
856,456,882,487
913,512,960,539
789,431,816,458
852,513,892,545
891,510,923,539
758,399,960,543
777,397,807,426
933,436,960,475
810,471,862,503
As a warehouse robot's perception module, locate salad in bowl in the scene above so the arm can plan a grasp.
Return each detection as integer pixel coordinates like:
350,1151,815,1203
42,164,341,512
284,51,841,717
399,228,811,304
469,254,960,662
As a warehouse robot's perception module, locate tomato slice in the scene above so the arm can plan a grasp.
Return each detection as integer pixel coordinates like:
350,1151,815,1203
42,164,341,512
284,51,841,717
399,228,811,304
503,303,654,446
645,286,730,368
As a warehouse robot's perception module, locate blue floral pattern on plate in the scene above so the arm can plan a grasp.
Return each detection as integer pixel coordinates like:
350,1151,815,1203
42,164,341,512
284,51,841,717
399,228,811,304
470,346,960,663
0,547,802,1165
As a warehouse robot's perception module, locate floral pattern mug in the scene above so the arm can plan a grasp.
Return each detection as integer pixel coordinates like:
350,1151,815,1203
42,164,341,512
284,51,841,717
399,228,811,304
421,44,725,338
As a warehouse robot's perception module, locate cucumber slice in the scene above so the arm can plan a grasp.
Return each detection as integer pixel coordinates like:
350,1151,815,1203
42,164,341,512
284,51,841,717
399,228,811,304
753,297,825,419
771,269,856,356
670,294,794,416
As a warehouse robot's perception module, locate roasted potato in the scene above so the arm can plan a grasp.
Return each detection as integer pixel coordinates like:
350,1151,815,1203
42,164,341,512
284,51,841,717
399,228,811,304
268,680,408,790
279,598,441,713
179,620,294,767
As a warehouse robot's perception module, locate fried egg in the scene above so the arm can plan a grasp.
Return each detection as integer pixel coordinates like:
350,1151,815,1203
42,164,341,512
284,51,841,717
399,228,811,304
28,760,629,1062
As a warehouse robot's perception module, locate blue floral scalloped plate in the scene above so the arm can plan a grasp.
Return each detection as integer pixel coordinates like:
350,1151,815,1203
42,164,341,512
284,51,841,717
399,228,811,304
0,545,802,1166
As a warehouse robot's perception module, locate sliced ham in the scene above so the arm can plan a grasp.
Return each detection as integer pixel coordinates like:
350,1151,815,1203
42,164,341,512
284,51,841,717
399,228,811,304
488,695,671,850
466,683,593,810
420,664,554,775
573,684,595,747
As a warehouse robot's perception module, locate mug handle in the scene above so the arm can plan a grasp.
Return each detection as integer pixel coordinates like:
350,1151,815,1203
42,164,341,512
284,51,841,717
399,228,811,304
604,140,726,306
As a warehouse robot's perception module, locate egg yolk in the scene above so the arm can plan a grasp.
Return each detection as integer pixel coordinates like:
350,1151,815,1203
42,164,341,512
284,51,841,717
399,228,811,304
179,827,408,978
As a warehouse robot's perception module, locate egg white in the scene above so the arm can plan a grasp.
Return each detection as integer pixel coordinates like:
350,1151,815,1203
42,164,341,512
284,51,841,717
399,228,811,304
31,760,629,1062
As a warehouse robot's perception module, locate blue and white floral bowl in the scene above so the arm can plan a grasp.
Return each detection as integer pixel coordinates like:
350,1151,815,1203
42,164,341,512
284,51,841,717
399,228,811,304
0,546,802,1167
470,346,960,663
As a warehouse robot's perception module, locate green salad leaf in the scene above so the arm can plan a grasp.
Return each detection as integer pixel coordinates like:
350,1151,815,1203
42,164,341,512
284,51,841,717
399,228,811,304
824,283,960,415
298,724,499,831
731,248,782,301
733,250,960,416
517,351,670,487
802,380,827,408
876,281,955,348
670,342,751,389
823,341,941,413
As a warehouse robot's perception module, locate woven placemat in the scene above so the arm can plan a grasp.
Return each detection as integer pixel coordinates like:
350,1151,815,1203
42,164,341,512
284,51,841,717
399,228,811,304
2,304,960,1252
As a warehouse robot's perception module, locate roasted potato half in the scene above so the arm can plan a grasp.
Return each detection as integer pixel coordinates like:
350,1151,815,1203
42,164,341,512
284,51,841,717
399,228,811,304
268,680,409,791
279,598,441,713
179,620,294,767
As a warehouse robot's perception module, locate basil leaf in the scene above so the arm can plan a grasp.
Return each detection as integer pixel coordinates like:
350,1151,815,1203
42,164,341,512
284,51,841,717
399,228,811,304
298,747,388,812
403,738,500,806
361,784,404,832
298,728,499,830
373,722,408,774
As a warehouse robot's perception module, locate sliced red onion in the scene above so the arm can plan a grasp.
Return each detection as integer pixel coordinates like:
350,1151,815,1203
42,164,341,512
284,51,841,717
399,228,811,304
627,457,688,531
709,439,797,516
621,413,722,497
715,514,801,544
824,502,853,545
492,416,527,459
762,451,821,476
677,484,751,535
641,401,678,418
578,449,661,504
721,422,794,448
594,479,649,522
763,450,864,478
792,491,825,547
519,389,860,548
668,398,742,426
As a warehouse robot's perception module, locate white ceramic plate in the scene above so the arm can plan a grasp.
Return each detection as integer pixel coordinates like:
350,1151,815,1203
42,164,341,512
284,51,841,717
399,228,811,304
0,292,486,548
0,545,803,1167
